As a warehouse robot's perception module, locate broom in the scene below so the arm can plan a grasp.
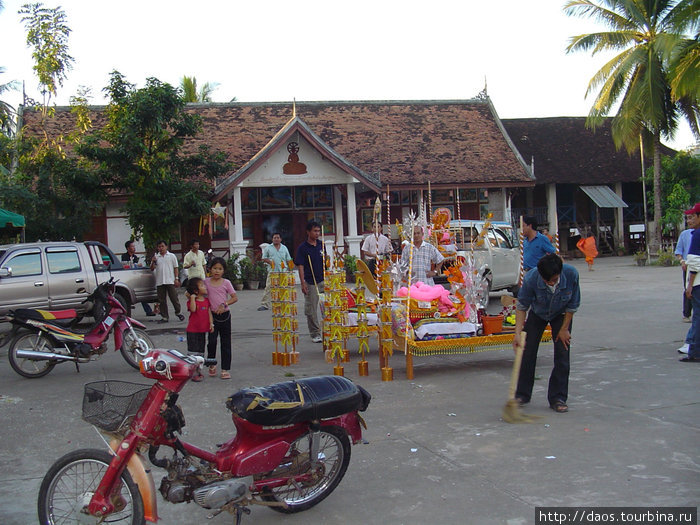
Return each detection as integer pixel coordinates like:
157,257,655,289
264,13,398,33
502,331,541,423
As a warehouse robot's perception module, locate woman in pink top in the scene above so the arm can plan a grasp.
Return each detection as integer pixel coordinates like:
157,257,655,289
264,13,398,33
205,257,238,379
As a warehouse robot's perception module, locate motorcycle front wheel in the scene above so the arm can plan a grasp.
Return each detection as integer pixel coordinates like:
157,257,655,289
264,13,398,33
120,328,155,369
8,332,57,378
38,448,145,525
258,425,351,513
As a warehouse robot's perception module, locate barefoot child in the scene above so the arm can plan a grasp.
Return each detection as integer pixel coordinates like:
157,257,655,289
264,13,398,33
186,277,213,382
205,257,238,380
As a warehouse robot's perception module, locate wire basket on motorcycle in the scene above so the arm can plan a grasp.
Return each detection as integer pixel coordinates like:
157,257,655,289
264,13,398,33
82,380,151,432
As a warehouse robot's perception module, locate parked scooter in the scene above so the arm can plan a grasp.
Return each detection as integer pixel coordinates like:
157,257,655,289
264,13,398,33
37,349,371,524
6,278,154,378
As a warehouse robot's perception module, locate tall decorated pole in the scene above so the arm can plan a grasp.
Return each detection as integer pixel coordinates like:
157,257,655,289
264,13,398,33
554,209,560,255
518,215,525,286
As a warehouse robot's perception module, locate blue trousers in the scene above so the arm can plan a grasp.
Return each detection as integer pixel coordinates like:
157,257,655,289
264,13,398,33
688,286,700,359
516,311,571,405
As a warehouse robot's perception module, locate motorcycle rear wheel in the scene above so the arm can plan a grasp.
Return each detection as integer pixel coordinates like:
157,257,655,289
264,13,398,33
8,332,57,378
258,425,351,513
120,328,155,369
38,448,145,525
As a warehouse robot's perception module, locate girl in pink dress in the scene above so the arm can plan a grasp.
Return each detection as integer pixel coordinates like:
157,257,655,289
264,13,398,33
205,257,238,379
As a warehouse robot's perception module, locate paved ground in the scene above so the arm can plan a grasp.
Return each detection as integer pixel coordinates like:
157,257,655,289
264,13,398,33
0,256,697,524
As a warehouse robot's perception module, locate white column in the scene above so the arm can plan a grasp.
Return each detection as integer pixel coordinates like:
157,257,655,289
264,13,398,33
503,189,512,225
333,186,345,243
614,182,624,248
344,182,362,257
230,186,248,255
546,183,558,233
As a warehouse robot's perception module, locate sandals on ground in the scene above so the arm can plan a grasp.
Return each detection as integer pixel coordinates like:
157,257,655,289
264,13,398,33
208,365,217,377
220,371,231,380
550,401,569,413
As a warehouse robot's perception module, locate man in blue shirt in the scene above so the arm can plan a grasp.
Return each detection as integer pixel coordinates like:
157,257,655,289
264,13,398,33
681,203,700,363
514,253,581,413
522,216,556,272
295,221,325,343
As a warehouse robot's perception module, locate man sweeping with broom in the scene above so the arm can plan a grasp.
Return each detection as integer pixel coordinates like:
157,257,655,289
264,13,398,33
511,253,580,415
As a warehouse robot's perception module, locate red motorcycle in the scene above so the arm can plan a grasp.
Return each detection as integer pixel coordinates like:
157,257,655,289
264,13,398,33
37,349,371,524
6,278,154,378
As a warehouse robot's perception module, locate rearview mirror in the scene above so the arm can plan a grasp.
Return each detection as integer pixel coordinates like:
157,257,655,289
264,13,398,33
0,267,11,278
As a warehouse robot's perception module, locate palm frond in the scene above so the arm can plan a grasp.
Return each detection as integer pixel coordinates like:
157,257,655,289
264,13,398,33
564,0,638,31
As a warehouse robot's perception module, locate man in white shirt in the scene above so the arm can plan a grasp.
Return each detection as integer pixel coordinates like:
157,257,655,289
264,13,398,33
361,225,393,276
258,233,292,311
183,239,206,282
150,240,184,323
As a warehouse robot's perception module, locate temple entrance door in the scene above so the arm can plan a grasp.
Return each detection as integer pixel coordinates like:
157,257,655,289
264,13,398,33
260,213,295,250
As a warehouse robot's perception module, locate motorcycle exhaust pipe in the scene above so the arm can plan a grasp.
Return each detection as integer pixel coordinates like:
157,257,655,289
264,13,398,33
14,349,74,361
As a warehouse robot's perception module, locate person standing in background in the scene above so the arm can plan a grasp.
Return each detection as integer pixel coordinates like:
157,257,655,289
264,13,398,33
680,203,700,362
183,239,206,284
675,218,694,326
258,233,292,311
150,240,184,324
521,216,556,272
361,224,393,277
295,221,324,343
121,240,155,316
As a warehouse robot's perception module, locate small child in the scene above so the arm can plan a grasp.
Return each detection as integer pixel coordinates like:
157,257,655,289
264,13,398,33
185,277,213,382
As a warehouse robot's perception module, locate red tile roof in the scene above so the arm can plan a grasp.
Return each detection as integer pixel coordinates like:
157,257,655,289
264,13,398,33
21,99,535,189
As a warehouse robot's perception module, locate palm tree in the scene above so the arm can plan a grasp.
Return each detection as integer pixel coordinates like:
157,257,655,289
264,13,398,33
565,0,700,250
180,75,218,102
0,67,18,137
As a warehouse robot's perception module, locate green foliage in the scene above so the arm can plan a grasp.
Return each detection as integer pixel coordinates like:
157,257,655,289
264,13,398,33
19,2,74,138
180,76,218,103
344,254,358,274
238,256,253,282
254,260,268,281
633,250,647,261
76,71,231,249
655,247,679,267
0,68,19,137
643,151,700,232
564,0,700,248
0,139,105,240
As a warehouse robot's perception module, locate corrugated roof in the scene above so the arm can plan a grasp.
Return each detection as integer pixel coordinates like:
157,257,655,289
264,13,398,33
580,186,628,208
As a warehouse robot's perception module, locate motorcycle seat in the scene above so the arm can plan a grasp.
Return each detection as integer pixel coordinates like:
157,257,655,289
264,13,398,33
226,376,371,426
11,308,78,327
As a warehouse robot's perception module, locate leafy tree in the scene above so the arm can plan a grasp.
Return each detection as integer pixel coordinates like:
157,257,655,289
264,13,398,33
19,2,74,140
0,135,105,240
77,71,232,248
180,75,218,103
643,151,700,233
0,68,19,137
565,0,700,249
1,2,105,240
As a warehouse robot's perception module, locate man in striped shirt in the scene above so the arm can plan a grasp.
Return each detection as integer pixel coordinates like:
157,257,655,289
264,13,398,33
401,225,444,286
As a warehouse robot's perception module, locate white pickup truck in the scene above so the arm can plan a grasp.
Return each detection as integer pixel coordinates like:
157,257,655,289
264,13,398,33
0,241,157,325
434,220,522,301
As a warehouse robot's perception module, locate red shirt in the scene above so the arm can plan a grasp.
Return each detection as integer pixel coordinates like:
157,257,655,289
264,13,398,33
187,298,211,333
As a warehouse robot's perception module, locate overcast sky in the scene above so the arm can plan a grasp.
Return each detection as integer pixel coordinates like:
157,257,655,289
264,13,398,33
1,0,695,150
